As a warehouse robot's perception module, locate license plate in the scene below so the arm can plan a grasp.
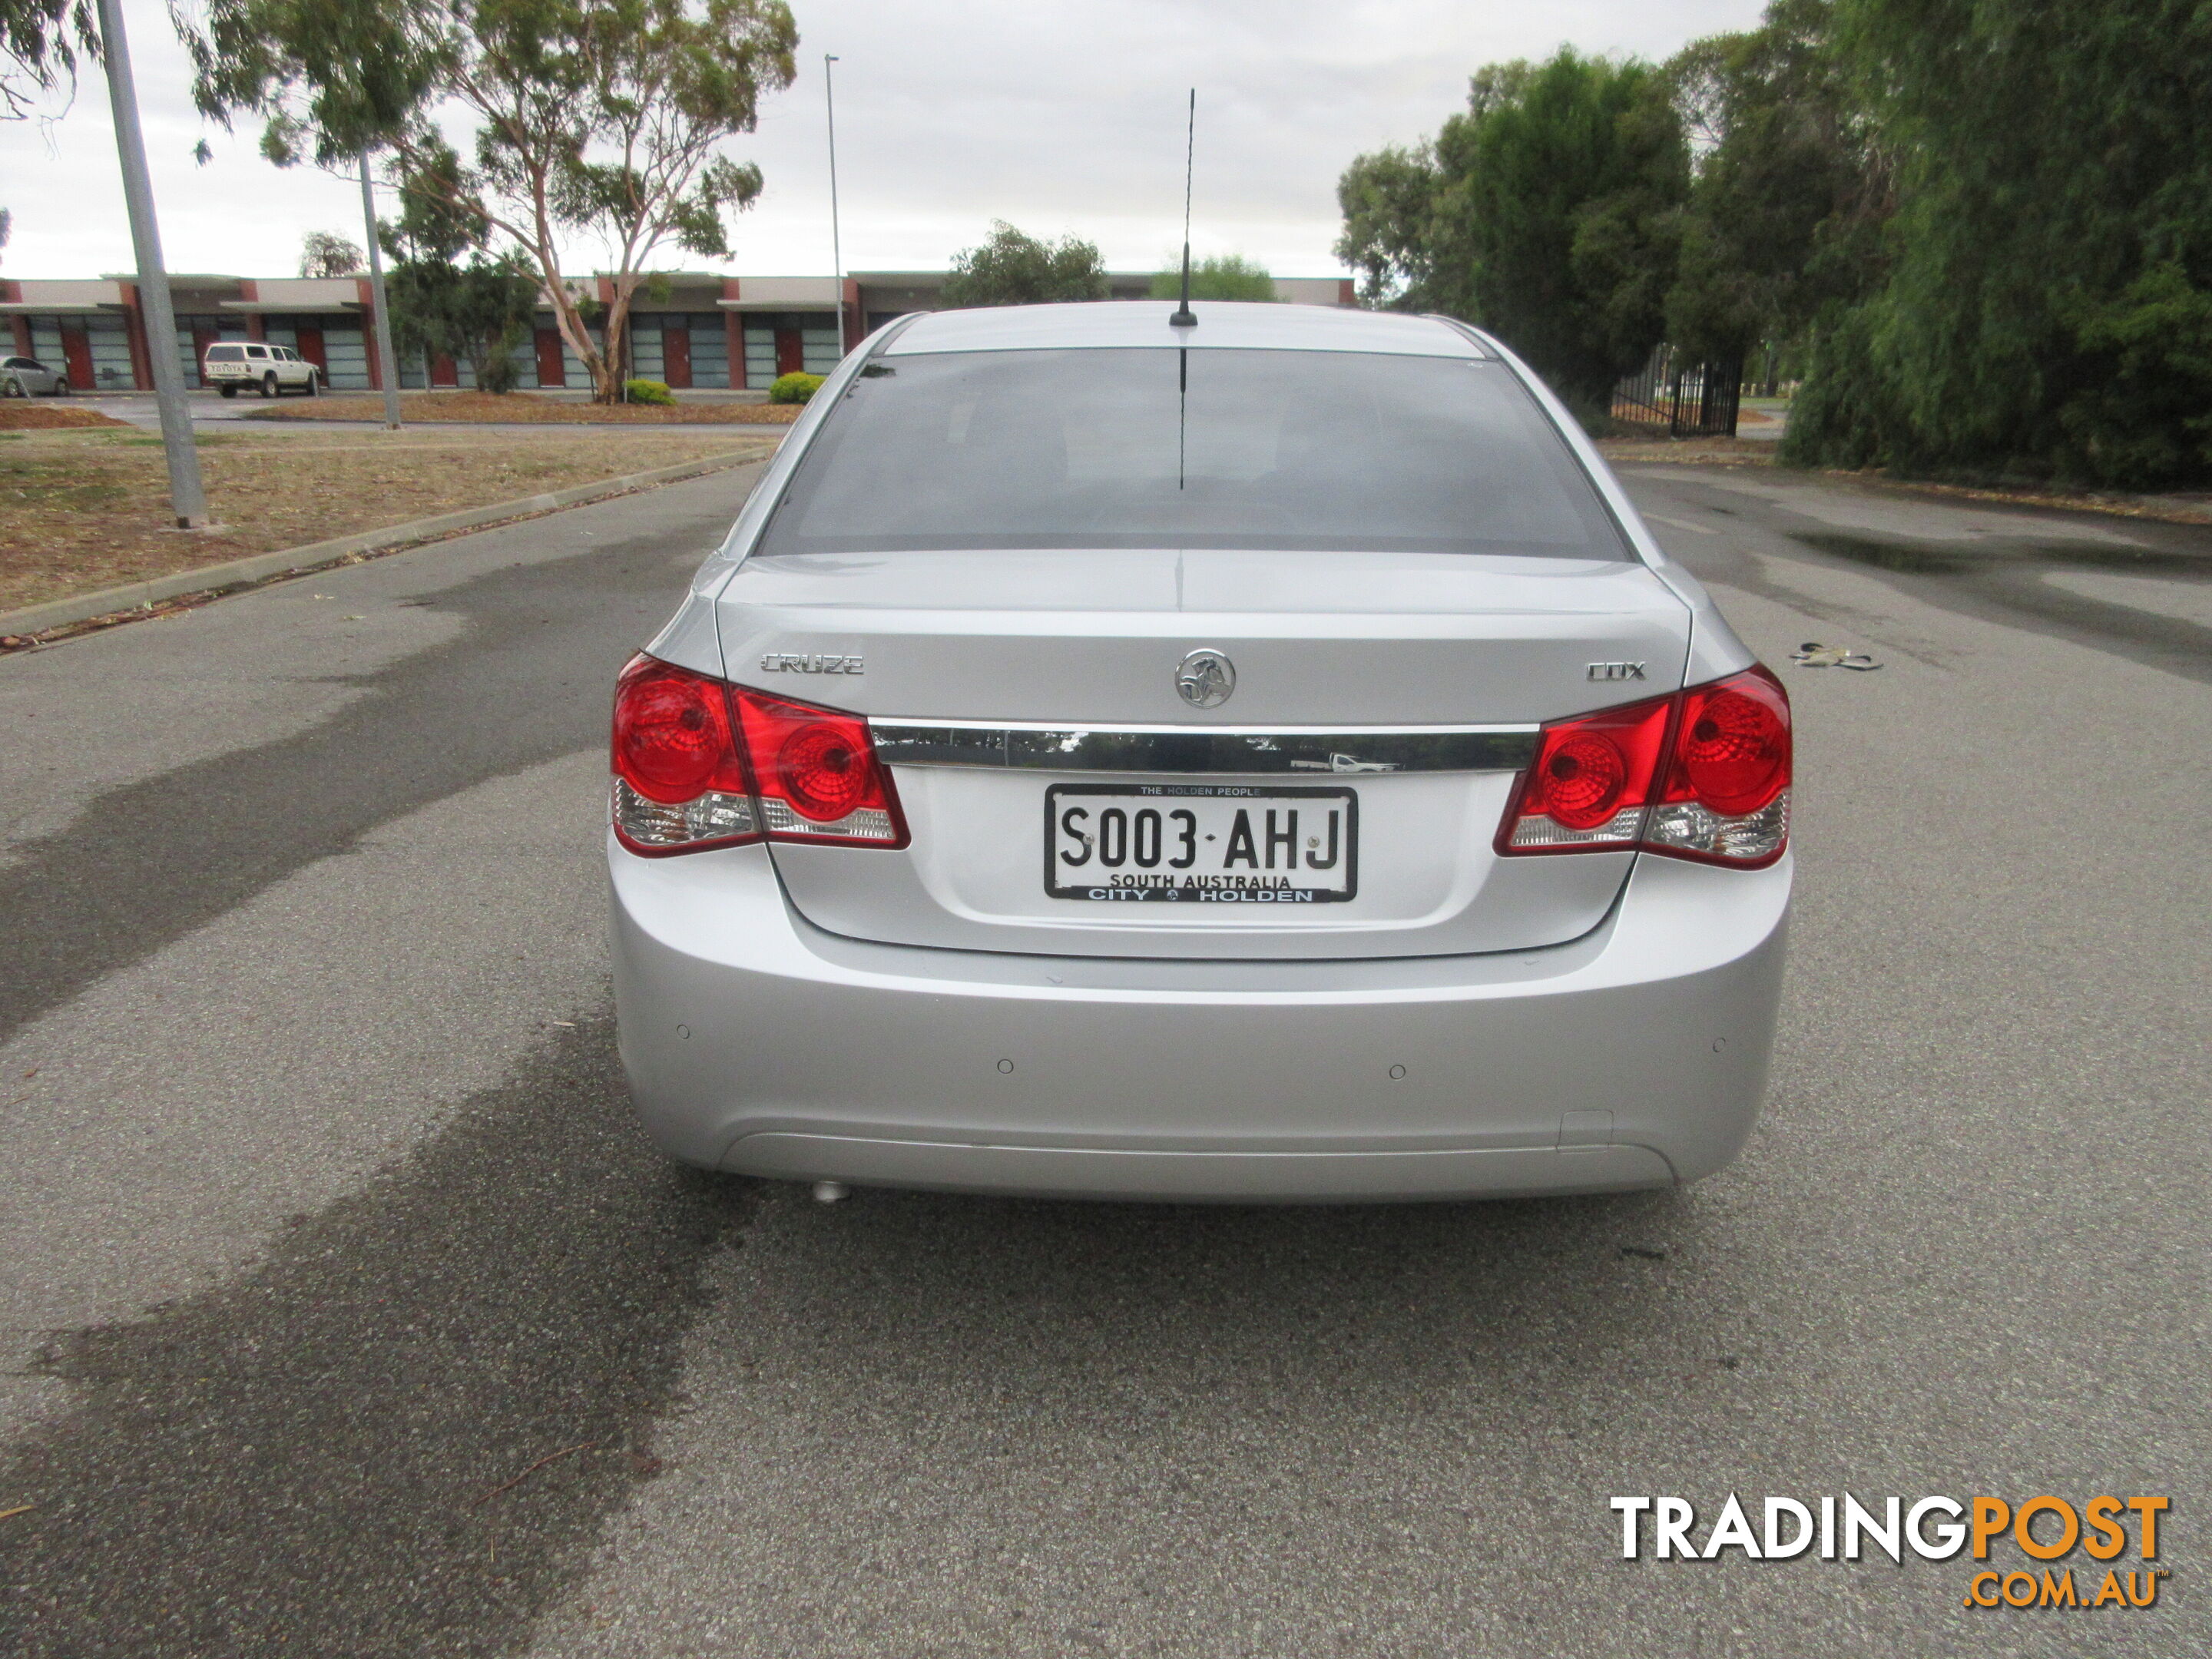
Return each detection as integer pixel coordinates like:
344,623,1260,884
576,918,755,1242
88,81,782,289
1044,783,1358,904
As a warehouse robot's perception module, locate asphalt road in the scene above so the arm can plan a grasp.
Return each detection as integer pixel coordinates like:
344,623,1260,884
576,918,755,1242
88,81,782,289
1,459,2206,1657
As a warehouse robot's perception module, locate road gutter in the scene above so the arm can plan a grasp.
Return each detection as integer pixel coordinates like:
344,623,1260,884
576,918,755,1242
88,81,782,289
0,446,767,649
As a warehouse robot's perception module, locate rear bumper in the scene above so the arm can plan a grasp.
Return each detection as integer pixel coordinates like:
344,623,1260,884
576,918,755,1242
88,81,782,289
610,840,1790,1202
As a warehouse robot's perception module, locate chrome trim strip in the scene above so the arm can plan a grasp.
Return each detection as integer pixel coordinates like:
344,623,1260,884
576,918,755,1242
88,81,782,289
873,717,1541,735
869,720,1538,776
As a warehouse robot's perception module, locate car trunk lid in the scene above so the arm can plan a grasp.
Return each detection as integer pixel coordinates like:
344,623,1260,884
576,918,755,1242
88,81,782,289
718,548,1688,960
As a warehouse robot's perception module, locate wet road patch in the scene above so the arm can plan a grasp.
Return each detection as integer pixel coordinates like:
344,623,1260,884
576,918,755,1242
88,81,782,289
0,1018,747,1658
1771,530,2212,681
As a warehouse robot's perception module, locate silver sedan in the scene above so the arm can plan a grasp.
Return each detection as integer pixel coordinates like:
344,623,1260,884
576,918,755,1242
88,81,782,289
608,301,1793,1203
2,354,70,396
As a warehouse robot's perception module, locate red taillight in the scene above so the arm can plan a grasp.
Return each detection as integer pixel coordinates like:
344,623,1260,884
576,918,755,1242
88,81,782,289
613,657,743,803
733,689,905,844
1499,667,1790,868
610,655,906,856
611,656,757,855
1658,667,1790,816
1505,694,1674,846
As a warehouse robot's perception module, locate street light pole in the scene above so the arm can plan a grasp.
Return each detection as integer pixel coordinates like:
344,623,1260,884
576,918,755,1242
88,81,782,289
824,53,844,349
359,151,404,430
95,0,207,528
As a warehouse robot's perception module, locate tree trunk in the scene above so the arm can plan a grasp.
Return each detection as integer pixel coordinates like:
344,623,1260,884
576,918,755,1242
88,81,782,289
595,283,638,404
542,280,610,400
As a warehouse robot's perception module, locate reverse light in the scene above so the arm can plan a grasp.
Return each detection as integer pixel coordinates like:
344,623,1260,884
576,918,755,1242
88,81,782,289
610,655,906,856
1499,667,1790,868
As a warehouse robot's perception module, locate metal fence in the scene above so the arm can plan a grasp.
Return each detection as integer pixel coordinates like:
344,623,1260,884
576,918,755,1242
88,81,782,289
1611,346,1742,438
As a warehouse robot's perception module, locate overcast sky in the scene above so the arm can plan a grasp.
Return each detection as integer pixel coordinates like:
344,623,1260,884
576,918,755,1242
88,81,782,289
2,0,1765,281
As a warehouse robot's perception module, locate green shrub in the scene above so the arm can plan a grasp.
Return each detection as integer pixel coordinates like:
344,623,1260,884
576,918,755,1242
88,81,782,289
1148,254,1277,303
622,378,675,406
769,371,826,405
942,222,1111,306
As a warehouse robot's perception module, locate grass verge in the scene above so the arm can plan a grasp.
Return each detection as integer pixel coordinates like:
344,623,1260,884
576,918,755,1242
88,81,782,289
0,426,777,616
1597,435,1778,467
247,392,805,426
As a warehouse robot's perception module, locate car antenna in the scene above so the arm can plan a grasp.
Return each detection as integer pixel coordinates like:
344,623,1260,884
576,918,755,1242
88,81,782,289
1170,89,1197,328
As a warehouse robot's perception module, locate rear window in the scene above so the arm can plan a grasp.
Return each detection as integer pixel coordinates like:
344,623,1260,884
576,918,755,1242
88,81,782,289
206,345,245,361
758,348,1627,558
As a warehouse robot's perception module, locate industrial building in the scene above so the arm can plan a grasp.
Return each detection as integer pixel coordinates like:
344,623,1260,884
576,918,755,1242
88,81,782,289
0,270,1355,393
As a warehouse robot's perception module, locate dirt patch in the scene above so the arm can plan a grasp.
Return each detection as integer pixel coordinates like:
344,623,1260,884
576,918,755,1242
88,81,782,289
0,403,134,432
1816,471,2212,528
0,427,777,618
248,392,805,426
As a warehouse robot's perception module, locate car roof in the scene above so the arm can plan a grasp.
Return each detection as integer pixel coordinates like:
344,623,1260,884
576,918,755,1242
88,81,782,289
881,300,1494,359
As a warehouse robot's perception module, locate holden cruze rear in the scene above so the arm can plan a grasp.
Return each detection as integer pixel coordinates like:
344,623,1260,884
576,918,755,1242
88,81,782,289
608,302,1791,1202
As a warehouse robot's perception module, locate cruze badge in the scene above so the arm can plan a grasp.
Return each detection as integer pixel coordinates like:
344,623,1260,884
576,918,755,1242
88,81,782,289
760,652,863,675
1175,648,1236,708
1586,661,1647,682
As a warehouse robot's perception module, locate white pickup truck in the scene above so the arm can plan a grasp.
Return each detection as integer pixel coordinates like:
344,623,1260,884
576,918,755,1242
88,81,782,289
203,341,322,398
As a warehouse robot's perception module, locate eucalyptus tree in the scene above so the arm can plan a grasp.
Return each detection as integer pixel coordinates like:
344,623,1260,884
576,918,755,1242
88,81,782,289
298,229,364,276
185,0,799,400
1336,51,1690,422
3,0,94,118
4,0,97,244
1662,0,1888,379
378,142,541,389
1335,142,1455,311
